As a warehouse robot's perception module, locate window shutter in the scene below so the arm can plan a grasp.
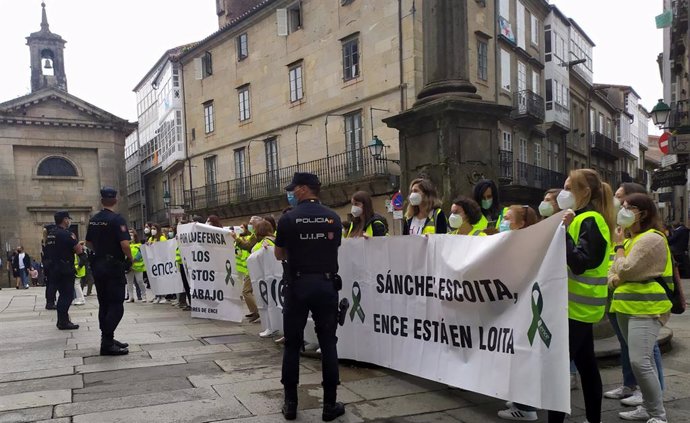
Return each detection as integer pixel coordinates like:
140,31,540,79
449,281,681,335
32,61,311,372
194,57,203,80
277,9,288,36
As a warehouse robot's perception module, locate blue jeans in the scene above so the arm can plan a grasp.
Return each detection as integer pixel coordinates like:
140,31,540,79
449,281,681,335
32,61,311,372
609,313,664,390
19,268,29,288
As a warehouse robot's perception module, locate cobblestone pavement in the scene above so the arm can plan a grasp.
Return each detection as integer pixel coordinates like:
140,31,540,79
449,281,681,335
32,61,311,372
0,283,688,423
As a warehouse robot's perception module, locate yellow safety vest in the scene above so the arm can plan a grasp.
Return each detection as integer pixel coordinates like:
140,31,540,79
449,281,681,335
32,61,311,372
449,226,487,236
407,208,443,235
175,247,182,265
147,234,168,243
74,255,86,278
251,237,275,254
495,207,509,229
130,242,145,272
609,229,673,315
567,211,611,323
346,220,388,238
476,214,488,230
235,236,251,275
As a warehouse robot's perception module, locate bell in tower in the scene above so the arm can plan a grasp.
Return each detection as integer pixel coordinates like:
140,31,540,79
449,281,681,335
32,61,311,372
26,2,67,92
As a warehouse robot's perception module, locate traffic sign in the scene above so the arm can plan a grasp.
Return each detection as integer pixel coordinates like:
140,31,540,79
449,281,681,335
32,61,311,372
669,133,690,154
391,192,404,211
659,132,670,155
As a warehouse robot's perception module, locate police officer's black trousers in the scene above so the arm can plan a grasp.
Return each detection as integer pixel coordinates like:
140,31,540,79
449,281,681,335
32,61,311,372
92,260,126,345
53,268,75,322
282,275,340,402
44,268,58,306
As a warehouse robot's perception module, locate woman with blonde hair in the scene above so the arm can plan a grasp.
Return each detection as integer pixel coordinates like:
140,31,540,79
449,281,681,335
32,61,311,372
547,169,614,423
126,231,148,303
403,178,447,235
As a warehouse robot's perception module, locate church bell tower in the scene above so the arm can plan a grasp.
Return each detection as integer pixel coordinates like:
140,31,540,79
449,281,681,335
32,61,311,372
26,2,68,92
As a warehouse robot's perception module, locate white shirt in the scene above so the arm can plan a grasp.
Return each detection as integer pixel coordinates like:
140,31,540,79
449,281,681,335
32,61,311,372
18,253,26,269
408,216,427,235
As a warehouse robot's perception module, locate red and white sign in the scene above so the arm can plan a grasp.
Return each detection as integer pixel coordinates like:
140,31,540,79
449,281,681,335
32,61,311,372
659,132,671,155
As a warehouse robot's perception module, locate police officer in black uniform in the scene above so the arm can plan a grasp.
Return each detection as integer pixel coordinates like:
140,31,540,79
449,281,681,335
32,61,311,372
275,172,345,422
85,187,132,356
42,223,58,310
44,211,83,330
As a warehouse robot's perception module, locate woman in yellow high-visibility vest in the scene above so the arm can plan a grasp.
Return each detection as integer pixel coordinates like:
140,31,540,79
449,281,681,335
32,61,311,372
147,222,168,304
403,178,446,235
473,179,506,231
346,191,388,238
606,182,666,405
126,231,147,303
548,169,614,423
447,196,486,236
608,193,671,423
73,250,87,305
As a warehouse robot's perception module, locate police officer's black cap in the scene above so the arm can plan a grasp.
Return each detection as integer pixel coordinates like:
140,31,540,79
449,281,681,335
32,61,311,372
285,172,321,191
100,187,118,199
54,210,71,224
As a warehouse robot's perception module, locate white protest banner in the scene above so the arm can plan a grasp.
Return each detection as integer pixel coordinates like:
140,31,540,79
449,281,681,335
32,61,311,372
176,222,244,322
247,247,319,344
248,215,570,413
140,240,184,295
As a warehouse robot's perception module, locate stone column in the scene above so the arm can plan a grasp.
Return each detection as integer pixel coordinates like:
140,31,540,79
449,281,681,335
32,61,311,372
385,0,510,206
416,0,479,103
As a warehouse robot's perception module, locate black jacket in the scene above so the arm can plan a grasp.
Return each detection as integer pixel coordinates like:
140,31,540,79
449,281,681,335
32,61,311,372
12,253,33,273
565,206,608,275
668,225,690,255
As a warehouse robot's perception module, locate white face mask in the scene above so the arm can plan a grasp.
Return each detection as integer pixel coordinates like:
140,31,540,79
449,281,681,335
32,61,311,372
617,208,637,228
538,201,554,217
409,192,422,206
448,213,463,229
613,197,622,211
144,227,150,234
557,190,576,210
168,232,174,239
151,229,158,236
351,205,363,218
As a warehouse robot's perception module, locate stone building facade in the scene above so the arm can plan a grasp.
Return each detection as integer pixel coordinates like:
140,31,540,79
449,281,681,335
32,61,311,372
0,4,133,259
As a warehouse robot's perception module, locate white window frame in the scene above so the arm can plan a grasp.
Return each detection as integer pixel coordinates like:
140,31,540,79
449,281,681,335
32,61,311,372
288,62,304,102
237,33,248,60
534,142,541,167
519,138,527,163
502,131,513,151
500,49,511,91
238,86,251,122
342,35,360,81
531,14,539,46
203,101,214,134
516,2,526,50
531,70,540,95
477,38,488,81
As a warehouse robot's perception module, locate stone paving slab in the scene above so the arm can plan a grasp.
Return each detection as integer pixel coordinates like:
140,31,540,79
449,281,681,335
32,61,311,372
73,376,194,402
140,339,204,351
348,391,469,420
148,343,231,359
343,374,445,400
55,387,218,417
72,398,252,423
0,388,71,412
0,405,53,423
75,356,186,373
0,374,82,396
0,366,75,383
215,408,365,423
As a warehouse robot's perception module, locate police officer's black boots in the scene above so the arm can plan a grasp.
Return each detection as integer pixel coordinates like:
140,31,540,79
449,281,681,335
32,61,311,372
281,386,298,420
322,388,345,422
56,313,79,330
100,337,129,356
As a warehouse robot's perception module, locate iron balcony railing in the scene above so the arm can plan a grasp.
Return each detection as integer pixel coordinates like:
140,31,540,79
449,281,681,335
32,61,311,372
184,146,390,210
498,149,514,182
511,90,545,122
590,131,622,159
669,100,690,129
516,161,566,190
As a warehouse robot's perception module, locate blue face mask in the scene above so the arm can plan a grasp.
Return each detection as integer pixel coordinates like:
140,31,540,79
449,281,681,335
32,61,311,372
286,191,298,207
499,220,511,233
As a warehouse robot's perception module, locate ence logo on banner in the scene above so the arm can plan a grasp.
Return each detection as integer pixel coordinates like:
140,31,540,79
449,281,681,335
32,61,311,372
527,282,552,348
349,281,366,323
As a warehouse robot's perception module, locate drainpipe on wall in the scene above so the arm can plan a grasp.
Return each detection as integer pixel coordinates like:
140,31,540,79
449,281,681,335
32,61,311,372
398,0,405,111
180,62,194,211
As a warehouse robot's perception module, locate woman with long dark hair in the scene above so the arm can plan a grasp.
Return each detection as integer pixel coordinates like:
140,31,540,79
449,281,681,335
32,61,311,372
473,179,504,229
346,191,388,238
403,178,446,235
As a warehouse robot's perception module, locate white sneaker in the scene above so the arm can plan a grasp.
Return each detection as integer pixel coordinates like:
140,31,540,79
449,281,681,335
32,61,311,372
151,297,160,304
646,418,667,423
605,385,636,399
259,329,277,338
127,298,135,303
158,298,167,304
621,390,644,407
73,300,85,305
497,406,538,421
619,406,650,421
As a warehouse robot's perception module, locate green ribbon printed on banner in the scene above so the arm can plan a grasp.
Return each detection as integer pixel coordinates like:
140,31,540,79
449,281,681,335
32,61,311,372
527,282,552,347
225,260,235,286
349,281,366,323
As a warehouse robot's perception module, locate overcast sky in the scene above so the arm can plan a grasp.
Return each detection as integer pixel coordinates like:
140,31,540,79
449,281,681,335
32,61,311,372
0,0,665,134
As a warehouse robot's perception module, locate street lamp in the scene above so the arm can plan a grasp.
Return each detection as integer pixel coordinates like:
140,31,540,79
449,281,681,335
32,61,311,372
651,99,672,128
163,190,171,208
368,135,400,164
